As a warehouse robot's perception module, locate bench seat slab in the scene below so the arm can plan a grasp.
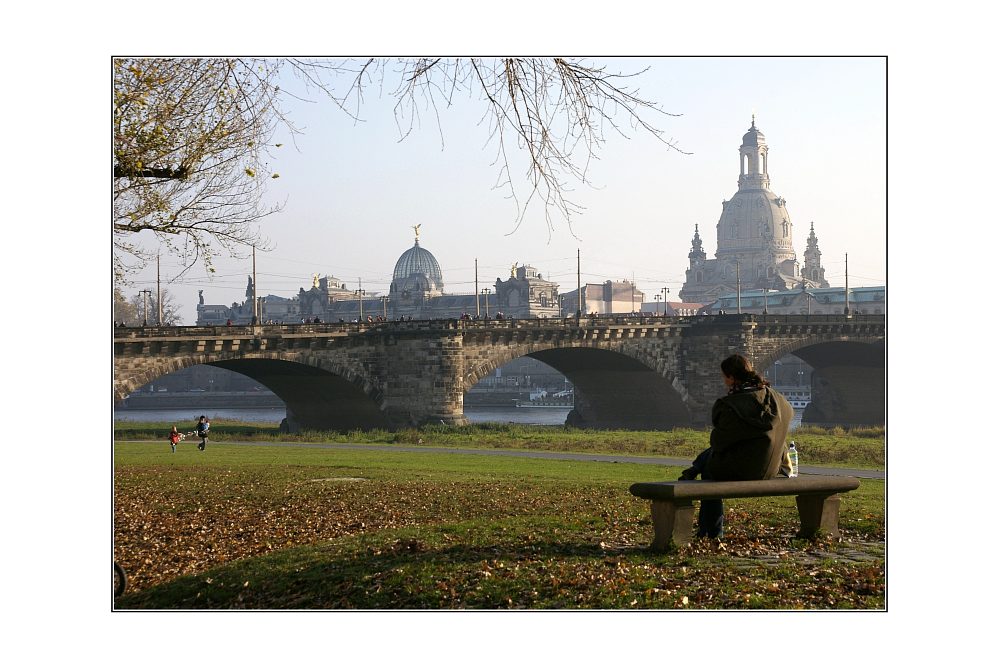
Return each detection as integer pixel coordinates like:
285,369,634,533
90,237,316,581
630,476,859,502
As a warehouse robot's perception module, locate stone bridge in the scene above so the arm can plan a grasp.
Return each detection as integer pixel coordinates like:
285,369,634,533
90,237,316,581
113,314,885,431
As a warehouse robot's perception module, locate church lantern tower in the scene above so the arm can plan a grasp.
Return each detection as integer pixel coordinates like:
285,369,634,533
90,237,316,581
738,115,770,191
678,117,829,304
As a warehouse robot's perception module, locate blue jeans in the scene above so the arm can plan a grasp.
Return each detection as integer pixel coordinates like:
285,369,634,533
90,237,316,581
688,448,723,539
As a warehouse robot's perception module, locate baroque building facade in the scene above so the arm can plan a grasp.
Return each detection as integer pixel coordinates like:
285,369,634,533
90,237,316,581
559,281,646,317
679,118,830,306
196,230,561,324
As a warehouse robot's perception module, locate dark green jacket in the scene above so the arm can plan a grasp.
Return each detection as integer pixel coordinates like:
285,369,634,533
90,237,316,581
705,385,793,481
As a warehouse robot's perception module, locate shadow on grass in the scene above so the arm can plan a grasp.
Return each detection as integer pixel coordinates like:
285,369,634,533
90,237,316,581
115,518,884,610
115,527,658,610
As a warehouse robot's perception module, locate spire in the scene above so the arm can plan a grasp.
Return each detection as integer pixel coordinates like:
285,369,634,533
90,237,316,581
688,223,706,263
802,222,828,288
806,222,819,251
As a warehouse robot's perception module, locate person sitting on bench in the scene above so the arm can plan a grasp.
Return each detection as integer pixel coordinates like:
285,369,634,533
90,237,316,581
678,354,793,539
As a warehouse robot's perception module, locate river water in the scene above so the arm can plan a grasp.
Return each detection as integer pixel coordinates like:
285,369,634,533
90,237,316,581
114,406,572,425
114,405,804,428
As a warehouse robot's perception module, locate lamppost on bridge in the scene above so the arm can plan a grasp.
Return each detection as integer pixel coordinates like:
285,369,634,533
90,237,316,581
481,288,491,318
662,287,669,316
140,289,152,327
763,286,769,315
736,261,742,314
844,252,851,317
381,295,389,320
355,285,366,322
653,293,662,315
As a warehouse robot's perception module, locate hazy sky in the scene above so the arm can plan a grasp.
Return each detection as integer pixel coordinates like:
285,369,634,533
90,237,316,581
123,56,886,322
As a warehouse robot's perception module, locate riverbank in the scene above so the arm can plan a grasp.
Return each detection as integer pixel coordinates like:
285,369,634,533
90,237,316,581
113,421,885,471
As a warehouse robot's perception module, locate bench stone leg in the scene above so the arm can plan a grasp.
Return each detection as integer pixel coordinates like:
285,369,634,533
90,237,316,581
649,499,695,552
795,493,842,538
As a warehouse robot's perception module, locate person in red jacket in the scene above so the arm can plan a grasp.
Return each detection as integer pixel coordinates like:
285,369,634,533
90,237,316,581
169,425,182,453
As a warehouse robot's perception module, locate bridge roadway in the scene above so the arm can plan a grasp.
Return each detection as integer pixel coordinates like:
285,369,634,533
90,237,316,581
114,313,885,432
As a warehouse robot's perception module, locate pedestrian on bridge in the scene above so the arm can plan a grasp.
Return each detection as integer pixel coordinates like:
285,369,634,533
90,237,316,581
677,354,794,539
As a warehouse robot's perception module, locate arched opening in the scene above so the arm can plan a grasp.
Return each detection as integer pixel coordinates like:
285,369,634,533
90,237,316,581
777,341,885,427
761,354,814,426
466,348,691,430
116,360,389,432
116,364,285,424
464,356,573,425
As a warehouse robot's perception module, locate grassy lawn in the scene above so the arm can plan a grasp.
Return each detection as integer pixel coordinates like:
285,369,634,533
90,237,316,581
114,421,885,470
114,439,884,609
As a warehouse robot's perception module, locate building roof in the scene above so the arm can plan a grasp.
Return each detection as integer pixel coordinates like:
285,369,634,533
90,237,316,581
392,240,443,283
742,118,766,147
709,285,885,307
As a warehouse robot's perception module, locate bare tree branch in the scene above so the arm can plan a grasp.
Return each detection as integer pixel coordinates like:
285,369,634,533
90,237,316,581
114,57,685,286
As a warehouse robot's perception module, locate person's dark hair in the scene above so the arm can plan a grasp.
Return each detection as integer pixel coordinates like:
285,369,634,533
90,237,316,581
720,354,769,387
199,415,206,420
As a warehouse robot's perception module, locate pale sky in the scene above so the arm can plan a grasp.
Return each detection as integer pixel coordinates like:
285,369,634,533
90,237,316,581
123,56,886,322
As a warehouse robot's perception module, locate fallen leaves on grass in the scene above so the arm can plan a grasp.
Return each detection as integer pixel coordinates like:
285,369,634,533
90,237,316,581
114,466,884,609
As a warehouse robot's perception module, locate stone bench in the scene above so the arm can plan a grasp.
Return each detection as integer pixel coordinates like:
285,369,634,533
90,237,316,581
629,475,861,551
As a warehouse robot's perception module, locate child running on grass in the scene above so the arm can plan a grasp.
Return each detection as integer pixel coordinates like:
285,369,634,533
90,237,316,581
195,416,210,451
169,425,182,453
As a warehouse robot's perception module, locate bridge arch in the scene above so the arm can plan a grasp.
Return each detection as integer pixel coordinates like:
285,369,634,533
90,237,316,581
463,339,692,429
115,351,390,431
755,336,885,427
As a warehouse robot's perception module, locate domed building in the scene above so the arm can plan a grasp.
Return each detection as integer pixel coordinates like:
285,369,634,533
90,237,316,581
196,227,562,324
385,228,561,320
390,231,445,309
679,118,829,306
